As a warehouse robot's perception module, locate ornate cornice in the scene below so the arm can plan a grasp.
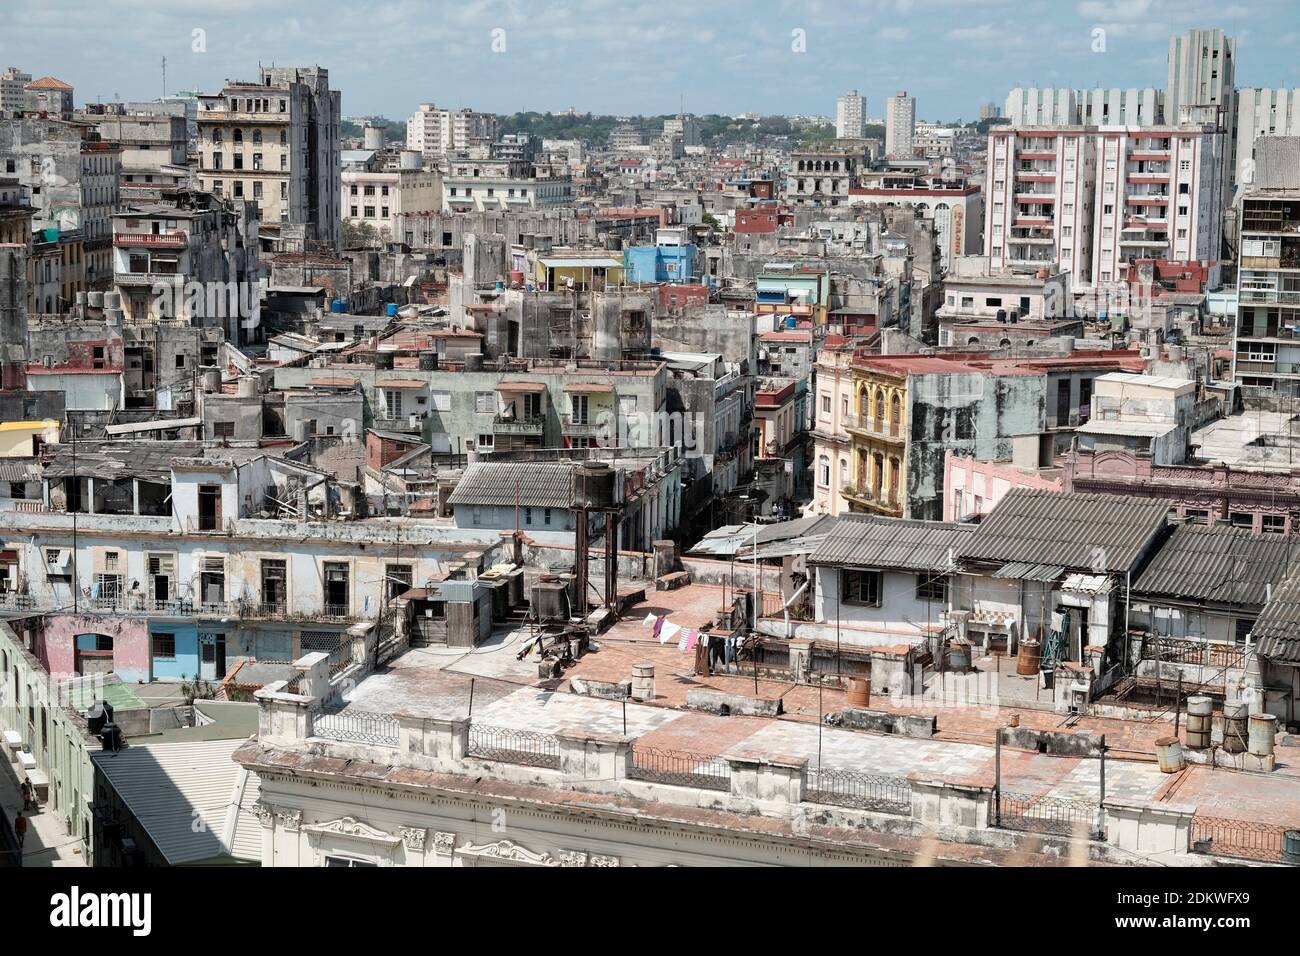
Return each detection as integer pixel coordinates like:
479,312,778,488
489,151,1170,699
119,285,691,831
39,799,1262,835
302,815,400,847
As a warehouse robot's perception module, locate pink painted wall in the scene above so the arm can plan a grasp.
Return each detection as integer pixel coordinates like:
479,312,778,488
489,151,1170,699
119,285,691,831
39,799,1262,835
37,615,151,683
944,451,1063,521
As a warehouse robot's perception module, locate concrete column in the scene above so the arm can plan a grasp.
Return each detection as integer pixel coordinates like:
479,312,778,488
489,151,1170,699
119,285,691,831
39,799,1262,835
254,682,315,746
910,779,991,829
295,651,330,701
1104,799,1195,856
556,729,631,780
423,716,470,765
725,753,807,804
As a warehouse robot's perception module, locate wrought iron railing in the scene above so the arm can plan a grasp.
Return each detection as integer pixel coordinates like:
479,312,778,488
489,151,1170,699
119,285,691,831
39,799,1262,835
312,709,400,748
806,768,912,814
325,639,357,680
628,746,731,791
994,790,1099,837
467,722,560,769
1190,815,1292,864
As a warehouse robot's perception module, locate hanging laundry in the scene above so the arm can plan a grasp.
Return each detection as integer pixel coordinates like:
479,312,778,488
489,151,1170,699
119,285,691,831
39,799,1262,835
685,629,699,650
643,613,657,628
653,616,666,639
661,621,682,646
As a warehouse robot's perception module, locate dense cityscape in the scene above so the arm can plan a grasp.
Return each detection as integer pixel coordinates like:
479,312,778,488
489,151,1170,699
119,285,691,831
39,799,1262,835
0,3,1297,897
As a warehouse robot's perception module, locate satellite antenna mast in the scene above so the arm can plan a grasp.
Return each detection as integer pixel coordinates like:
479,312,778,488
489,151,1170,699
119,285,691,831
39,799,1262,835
162,56,167,99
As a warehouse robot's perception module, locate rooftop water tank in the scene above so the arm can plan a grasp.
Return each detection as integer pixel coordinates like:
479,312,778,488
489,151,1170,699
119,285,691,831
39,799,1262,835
385,302,398,317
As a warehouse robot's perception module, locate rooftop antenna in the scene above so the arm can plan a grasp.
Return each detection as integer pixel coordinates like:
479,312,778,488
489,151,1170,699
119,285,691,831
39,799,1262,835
162,56,167,100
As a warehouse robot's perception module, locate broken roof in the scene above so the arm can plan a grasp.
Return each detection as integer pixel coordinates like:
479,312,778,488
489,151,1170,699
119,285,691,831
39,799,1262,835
1135,523,1300,609
958,489,1172,573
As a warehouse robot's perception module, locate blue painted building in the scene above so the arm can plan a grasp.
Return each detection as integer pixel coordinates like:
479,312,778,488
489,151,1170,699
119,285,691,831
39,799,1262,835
624,227,697,284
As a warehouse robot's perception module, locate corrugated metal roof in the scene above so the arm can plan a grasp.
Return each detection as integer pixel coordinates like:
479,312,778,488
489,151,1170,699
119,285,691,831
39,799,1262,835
91,739,261,865
1254,565,1300,663
1134,523,1300,608
447,461,576,510
959,489,1172,573
993,561,1065,582
808,516,976,573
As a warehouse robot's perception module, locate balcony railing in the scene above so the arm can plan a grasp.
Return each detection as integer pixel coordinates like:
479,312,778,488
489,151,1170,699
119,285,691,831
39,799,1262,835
374,417,423,434
842,413,902,440
561,415,604,437
113,231,187,249
492,413,545,435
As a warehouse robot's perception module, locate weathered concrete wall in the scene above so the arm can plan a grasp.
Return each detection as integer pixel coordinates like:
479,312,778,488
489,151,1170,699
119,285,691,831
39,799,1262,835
39,614,150,683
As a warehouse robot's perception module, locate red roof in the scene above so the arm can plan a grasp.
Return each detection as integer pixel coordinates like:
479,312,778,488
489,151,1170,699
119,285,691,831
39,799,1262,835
27,76,72,91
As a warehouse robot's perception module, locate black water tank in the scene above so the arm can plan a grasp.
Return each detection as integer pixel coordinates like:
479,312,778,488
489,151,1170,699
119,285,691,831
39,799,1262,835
86,700,114,736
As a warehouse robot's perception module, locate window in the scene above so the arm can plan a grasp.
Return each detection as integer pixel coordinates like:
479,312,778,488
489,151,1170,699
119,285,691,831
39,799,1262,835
152,633,176,659
821,393,831,414
214,421,234,438
325,857,377,867
916,575,948,602
818,455,830,487
1263,515,1286,534
1230,512,1255,529
385,564,413,601
1184,509,1210,525
261,559,287,610
841,569,882,607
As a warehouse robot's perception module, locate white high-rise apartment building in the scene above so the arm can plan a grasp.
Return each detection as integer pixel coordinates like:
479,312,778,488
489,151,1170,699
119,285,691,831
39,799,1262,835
1005,88,1164,127
406,104,498,160
0,67,31,113
1167,28,1237,194
984,122,1224,293
1235,89,1300,189
836,90,865,140
885,91,915,158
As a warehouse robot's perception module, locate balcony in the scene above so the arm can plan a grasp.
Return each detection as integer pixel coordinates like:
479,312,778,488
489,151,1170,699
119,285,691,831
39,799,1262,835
492,413,545,436
841,484,903,515
374,416,423,435
561,415,604,438
114,271,184,288
843,413,904,443
113,231,187,250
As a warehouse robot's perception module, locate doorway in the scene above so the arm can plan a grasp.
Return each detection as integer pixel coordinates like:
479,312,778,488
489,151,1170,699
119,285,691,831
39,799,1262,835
198,631,227,681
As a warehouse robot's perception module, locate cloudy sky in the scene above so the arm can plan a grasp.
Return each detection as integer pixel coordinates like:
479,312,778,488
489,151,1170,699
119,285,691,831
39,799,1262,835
2,0,1294,121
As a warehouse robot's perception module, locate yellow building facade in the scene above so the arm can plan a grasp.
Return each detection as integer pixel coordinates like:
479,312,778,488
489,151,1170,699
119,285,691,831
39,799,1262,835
843,363,907,516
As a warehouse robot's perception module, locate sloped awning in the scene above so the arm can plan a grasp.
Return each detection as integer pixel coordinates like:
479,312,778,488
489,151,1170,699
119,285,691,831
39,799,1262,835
992,562,1066,583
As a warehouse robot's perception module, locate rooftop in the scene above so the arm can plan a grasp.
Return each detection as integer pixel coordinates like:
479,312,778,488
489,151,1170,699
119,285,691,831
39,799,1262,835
958,489,1172,573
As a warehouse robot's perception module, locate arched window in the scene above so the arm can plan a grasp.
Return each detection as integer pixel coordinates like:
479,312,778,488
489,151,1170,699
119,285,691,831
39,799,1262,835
874,390,886,428
233,128,243,144
211,129,223,145
818,455,831,487
999,338,1011,347
890,394,901,436
967,336,980,345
